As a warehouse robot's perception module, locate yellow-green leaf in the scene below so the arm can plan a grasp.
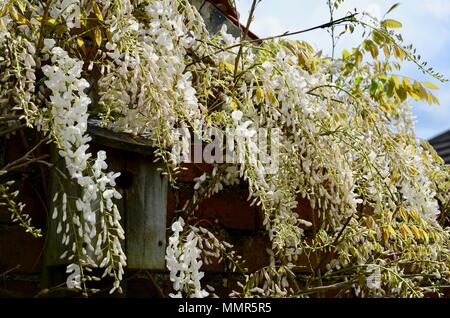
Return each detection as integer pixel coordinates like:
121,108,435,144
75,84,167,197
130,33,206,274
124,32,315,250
426,92,433,105
224,62,235,74
372,30,385,45
15,12,28,25
383,45,390,59
381,19,402,29
15,0,26,15
94,28,102,47
255,87,264,103
34,15,57,26
402,77,412,91
399,207,408,221
393,46,404,60
77,37,87,55
422,82,439,90
388,225,397,238
410,225,421,239
383,227,390,241
342,49,351,59
355,49,363,65
93,2,104,21
413,80,428,100
391,75,400,89
432,95,440,105
230,98,238,110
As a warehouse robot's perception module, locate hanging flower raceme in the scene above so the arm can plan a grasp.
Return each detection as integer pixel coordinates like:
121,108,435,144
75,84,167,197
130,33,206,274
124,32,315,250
40,42,126,294
166,217,209,298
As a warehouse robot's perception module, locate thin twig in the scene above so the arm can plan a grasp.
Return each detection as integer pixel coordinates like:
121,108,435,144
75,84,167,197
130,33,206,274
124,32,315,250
0,265,22,277
0,124,27,137
6,154,50,171
0,115,20,123
187,13,357,68
313,214,354,276
35,0,53,61
1,137,49,171
233,0,258,83
297,280,353,296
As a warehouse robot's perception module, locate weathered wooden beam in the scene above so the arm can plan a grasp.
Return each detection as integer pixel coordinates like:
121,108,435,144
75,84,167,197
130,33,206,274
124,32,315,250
87,120,155,157
125,156,167,270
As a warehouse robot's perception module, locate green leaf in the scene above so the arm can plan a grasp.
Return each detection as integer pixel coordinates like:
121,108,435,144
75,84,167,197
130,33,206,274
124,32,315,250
370,79,378,95
342,49,351,59
224,62,235,73
422,81,439,90
372,30,385,45
391,75,400,89
386,78,395,97
386,3,401,15
381,19,402,29
396,86,407,101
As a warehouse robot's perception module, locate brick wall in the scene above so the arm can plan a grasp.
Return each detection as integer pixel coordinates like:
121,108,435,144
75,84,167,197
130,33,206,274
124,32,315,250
0,132,47,297
0,125,323,298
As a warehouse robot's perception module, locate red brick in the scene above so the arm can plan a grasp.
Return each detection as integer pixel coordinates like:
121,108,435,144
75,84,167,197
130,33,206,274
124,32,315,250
229,234,270,272
166,184,194,224
0,226,44,273
201,256,225,273
196,189,257,231
293,197,316,228
175,163,213,182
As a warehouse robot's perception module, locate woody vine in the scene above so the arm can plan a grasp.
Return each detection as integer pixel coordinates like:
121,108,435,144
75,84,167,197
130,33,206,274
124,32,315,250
0,0,449,297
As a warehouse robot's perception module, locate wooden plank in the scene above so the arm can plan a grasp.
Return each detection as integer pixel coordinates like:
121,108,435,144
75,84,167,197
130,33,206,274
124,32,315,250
125,156,167,270
87,120,155,157
44,146,79,266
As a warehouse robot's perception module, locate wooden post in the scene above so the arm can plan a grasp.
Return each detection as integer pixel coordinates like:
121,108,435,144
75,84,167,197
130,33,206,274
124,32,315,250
126,156,167,270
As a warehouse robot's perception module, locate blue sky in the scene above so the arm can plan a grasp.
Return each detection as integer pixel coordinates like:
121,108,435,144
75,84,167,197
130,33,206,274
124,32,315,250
235,0,450,140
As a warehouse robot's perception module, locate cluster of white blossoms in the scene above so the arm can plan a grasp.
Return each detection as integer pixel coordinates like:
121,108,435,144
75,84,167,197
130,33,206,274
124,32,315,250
97,0,205,141
166,217,209,298
50,0,81,30
197,22,449,296
41,41,126,293
0,0,449,298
